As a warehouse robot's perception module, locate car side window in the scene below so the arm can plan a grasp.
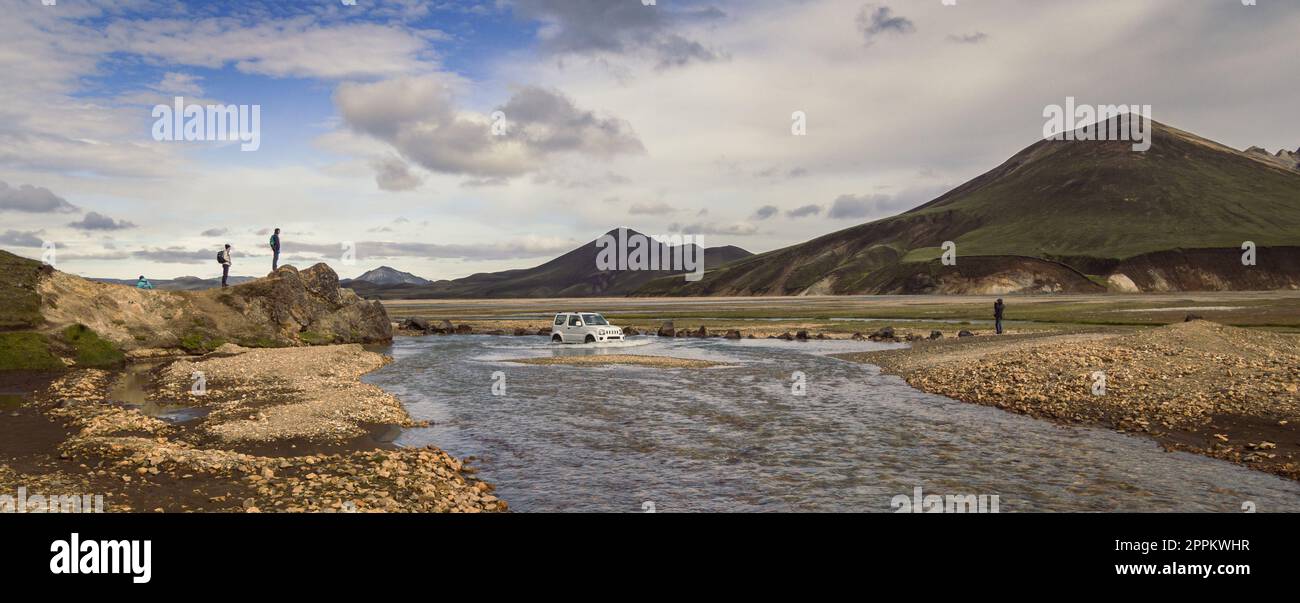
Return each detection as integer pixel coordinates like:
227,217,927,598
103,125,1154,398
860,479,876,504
554,315,565,326
568,316,581,326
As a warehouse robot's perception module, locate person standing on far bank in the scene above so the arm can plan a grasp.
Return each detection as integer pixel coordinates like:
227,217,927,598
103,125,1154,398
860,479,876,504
994,298,1005,335
270,228,281,271
219,244,232,288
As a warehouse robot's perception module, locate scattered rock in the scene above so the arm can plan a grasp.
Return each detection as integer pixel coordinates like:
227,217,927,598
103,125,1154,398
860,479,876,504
658,321,675,337
795,330,809,340
868,327,896,341
929,330,943,340
724,330,742,339
958,330,974,337
401,317,431,332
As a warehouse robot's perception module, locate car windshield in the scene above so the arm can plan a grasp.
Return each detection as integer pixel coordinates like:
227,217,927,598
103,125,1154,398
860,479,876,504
581,314,608,325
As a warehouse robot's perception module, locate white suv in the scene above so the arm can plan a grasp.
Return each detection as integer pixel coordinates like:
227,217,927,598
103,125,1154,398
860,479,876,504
551,312,624,344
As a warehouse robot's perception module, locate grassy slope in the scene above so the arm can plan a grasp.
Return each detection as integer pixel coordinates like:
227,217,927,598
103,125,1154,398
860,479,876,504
908,123,1300,258
640,121,1300,295
0,250,46,330
0,249,126,370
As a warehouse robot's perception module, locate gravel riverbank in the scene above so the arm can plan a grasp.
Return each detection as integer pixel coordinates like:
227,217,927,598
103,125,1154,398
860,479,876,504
1,345,504,513
839,320,1300,481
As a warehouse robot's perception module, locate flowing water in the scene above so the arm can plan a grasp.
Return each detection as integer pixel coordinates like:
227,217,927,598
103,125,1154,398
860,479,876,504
364,335,1300,512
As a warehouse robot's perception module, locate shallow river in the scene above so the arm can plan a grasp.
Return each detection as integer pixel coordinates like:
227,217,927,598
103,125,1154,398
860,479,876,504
364,335,1300,512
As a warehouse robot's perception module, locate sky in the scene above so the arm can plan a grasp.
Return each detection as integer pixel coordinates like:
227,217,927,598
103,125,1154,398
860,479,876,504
1,0,1297,281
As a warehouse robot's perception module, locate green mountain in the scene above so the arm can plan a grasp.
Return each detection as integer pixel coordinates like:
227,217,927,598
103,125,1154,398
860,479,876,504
639,119,1300,295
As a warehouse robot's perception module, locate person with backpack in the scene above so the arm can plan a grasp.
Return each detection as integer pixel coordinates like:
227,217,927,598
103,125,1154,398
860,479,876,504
993,298,1005,335
269,228,281,271
135,275,154,290
218,244,232,287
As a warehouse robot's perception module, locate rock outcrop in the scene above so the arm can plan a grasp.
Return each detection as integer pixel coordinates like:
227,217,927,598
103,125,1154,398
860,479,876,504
36,262,391,353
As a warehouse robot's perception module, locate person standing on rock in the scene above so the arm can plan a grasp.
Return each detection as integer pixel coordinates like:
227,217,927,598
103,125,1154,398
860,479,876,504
219,244,232,288
269,228,281,271
994,298,1005,335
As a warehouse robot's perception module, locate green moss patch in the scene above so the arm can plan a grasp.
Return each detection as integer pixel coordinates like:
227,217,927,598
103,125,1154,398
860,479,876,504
0,332,65,371
299,331,335,345
179,331,227,354
59,324,125,368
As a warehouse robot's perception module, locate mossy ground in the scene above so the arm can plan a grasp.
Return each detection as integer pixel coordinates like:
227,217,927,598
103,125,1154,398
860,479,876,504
299,331,335,345
0,332,65,371
58,324,125,368
179,331,227,354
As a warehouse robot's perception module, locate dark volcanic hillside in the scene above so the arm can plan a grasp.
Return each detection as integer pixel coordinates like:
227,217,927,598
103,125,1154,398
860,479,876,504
345,228,753,299
345,266,431,286
639,119,1300,295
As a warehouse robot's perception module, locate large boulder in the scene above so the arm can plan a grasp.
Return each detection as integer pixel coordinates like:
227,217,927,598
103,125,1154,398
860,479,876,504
868,326,896,341
226,263,391,345
724,330,742,339
658,321,675,337
928,330,943,340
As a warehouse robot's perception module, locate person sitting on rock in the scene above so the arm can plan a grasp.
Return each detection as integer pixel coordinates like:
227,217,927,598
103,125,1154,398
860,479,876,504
994,298,1005,335
219,244,233,287
135,275,154,290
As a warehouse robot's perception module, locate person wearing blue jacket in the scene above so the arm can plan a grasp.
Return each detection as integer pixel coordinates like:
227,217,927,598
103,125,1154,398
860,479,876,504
136,275,154,290
270,228,281,271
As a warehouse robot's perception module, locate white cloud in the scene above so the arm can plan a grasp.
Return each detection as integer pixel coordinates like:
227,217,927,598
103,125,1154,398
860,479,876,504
335,76,643,179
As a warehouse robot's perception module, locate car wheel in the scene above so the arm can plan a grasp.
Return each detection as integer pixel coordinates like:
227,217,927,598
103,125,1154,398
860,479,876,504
585,334,595,344
552,334,563,343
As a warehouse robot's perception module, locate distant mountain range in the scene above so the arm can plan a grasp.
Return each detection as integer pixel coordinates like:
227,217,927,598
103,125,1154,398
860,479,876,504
93,275,255,290
341,229,754,299
640,118,1300,295
70,119,1300,298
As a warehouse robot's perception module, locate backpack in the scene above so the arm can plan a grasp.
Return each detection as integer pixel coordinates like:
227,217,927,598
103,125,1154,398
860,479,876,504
216,251,224,264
